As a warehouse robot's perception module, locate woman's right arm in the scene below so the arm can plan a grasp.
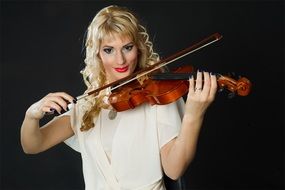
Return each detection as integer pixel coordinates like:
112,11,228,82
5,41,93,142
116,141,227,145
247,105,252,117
20,92,75,154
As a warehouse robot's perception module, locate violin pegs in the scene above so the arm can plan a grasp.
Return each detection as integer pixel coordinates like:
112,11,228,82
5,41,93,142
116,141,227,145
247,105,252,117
227,92,236,99
218,87,224,93
227,72,236,77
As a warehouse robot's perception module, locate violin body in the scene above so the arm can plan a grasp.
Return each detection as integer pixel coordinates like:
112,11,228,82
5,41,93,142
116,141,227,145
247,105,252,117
143,66,193,105
108,66,193,112
108,80,147,111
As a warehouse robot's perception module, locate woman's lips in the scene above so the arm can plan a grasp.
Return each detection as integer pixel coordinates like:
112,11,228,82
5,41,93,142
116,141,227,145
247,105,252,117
114,66,129,73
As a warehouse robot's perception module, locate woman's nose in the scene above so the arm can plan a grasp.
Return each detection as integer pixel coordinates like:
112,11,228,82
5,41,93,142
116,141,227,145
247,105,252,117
116,51,126,65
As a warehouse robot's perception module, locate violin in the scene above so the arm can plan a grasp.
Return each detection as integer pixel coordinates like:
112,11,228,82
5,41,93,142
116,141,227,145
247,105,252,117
76,33,252,112
108,65,251,112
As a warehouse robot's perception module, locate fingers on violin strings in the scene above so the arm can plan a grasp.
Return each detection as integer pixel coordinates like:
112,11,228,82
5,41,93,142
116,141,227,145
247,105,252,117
188,74,195,94
201,72,211,96
209,73,218,100
195,70,203,92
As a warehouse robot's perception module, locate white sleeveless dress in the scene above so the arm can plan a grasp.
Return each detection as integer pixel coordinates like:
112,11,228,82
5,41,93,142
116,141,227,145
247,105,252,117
63,98,185,190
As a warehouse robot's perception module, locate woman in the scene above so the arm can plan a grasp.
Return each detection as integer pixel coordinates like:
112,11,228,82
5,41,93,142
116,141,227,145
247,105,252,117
21,5,217,190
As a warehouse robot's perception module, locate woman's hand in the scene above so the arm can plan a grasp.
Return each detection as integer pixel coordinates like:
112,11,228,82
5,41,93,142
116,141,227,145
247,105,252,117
26,92,75,120
161,71,217,179
185,71,217,120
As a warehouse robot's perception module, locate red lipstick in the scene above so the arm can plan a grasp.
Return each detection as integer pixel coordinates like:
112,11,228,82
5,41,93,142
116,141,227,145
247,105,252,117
115,66,128,73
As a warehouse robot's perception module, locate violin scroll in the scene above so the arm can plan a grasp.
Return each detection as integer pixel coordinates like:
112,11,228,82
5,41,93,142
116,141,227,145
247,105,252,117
217,75,252,97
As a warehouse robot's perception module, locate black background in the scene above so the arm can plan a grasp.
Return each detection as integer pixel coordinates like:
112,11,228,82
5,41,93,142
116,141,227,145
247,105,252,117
1,0,284,190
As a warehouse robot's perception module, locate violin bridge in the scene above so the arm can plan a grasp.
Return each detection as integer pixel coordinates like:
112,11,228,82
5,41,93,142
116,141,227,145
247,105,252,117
136,75,149,85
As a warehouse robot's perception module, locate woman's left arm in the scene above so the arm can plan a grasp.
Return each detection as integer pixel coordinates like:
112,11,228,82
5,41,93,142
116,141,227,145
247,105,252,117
161,71,217,180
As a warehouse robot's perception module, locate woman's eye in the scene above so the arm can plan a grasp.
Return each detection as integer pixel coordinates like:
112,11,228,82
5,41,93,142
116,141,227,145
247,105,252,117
124,45,133,51
103,48,113,54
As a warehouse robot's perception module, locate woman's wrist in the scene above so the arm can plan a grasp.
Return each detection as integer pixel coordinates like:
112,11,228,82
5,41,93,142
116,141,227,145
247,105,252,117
183,113,204,124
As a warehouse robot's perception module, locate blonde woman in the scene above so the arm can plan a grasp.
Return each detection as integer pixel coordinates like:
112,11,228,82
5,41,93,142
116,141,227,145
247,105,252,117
21,5,217,190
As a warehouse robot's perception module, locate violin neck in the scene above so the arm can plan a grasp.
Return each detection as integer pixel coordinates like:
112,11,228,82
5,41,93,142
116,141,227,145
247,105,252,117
150,73,194,80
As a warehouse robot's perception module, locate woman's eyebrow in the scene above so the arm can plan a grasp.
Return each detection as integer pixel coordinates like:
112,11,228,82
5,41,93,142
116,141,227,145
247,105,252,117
123,42,134,47
101,45,113,48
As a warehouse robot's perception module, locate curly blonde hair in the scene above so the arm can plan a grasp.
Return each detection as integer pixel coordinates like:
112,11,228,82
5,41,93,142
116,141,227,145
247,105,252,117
80,5,159,131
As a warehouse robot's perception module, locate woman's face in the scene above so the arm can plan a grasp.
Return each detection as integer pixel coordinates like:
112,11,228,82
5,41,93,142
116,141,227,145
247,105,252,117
99,34,138,83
